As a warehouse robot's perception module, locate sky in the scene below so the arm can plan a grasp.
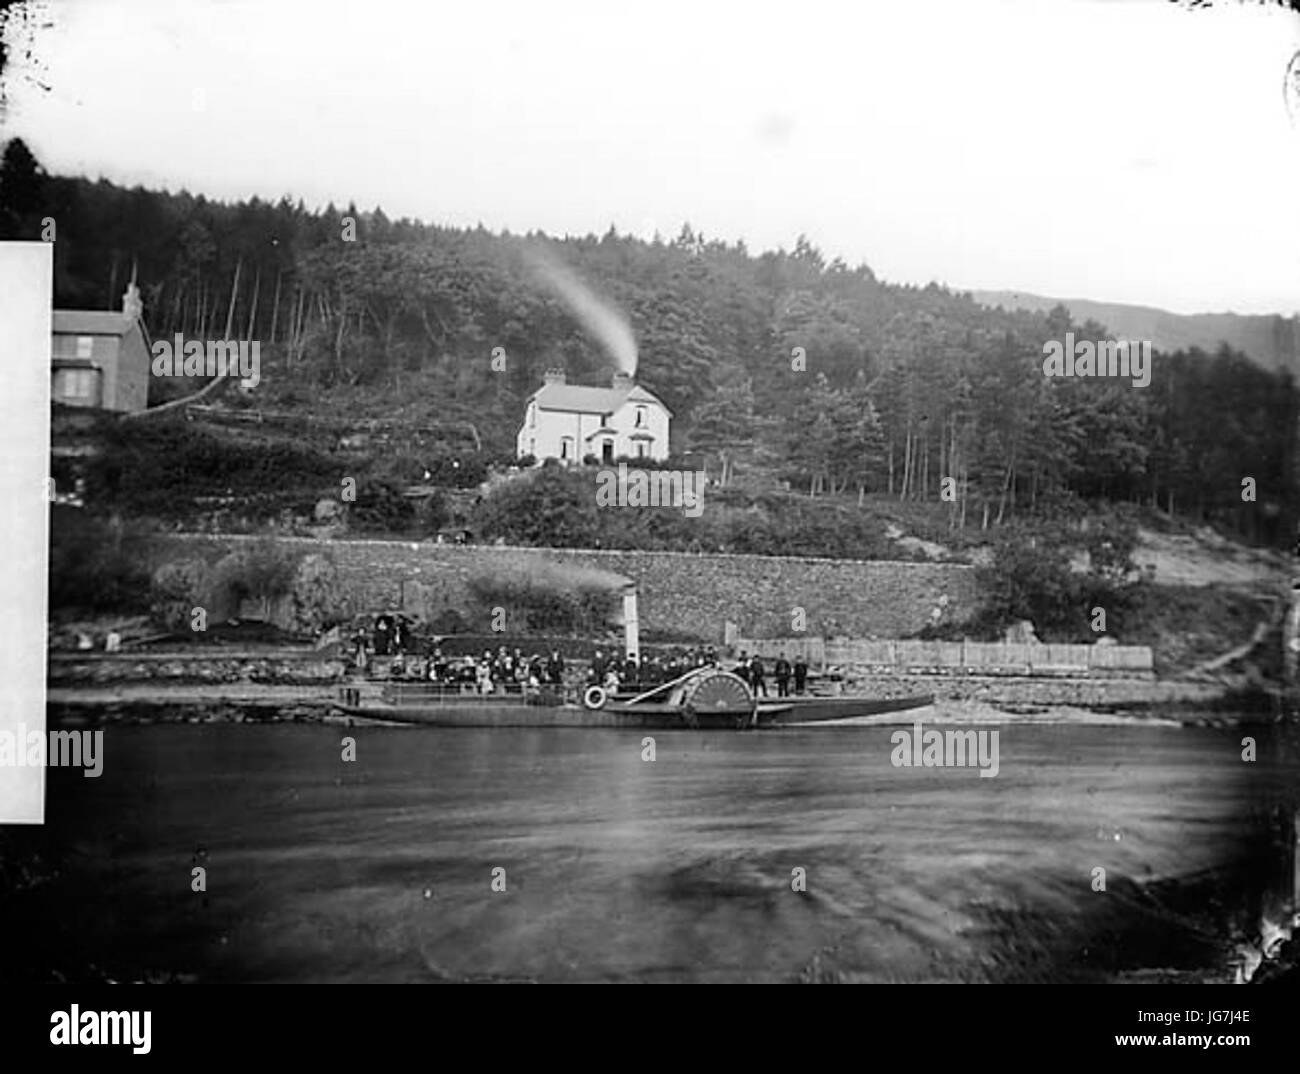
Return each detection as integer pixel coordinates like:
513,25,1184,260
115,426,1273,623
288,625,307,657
3,0,1299,315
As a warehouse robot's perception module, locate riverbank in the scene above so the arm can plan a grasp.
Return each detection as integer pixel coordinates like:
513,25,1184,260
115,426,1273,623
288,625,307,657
45,650,1281,727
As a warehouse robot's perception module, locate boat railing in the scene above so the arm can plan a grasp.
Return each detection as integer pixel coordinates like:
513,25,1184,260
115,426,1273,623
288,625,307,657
378,680,573,707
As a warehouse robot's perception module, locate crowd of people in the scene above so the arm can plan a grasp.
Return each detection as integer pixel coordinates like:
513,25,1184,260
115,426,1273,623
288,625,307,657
348,616,566,693
346,614,812,700
586,646,720,692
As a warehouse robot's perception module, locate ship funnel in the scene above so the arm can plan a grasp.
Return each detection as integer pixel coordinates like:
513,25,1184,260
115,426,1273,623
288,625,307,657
622,586,640,661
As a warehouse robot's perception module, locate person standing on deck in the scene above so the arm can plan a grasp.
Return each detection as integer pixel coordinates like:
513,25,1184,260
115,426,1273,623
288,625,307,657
352,625,369,673
749,653,768,697
373,616,391,657
590,649,608,685
793,656,808,695
774,653,792,698
546,649,565,685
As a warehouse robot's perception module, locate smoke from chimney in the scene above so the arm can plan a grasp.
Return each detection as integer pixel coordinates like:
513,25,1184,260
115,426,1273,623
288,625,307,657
525,247,637,377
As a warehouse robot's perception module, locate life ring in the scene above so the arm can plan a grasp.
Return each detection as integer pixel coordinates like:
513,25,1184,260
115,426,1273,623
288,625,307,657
583,685,608,710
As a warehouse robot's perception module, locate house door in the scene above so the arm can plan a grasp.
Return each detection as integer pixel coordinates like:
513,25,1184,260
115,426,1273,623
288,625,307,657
602,440,614,463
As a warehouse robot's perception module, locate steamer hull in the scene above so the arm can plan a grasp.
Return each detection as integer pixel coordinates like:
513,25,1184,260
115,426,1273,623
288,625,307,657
335,680,935,729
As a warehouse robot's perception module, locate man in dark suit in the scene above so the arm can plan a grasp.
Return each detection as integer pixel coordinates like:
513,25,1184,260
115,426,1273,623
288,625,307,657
774,653,792,697
546,649,565,685
749,654,767,697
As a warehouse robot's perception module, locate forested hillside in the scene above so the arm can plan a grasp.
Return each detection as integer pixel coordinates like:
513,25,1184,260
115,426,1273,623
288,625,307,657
974,289,1300,378
4,136,1296,546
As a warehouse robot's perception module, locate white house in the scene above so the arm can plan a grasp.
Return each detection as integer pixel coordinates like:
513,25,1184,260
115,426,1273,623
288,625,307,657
517,369,672,464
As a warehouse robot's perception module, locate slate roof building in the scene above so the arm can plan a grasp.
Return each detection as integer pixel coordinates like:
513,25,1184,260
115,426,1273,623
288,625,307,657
517,369,671,463
51,283,150,413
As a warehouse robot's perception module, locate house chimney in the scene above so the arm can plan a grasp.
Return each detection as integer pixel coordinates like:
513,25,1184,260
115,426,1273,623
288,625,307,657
612,371,633,391
544,367,566,385
122,281,143,323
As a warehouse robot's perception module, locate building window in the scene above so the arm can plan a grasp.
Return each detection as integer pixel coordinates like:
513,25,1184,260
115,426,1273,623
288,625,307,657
560,436,574,460
635,441,648,458
528,403,536,428
57,368,98,403
602,440,614,463
635,407,646,428
75,336,93,359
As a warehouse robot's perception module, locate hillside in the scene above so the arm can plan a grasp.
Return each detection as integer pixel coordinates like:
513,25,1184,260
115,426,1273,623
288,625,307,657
9,135,1297,554
972,289,1300,376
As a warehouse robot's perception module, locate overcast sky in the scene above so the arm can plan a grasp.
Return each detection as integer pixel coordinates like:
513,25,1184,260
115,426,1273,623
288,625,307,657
4,0,1299,315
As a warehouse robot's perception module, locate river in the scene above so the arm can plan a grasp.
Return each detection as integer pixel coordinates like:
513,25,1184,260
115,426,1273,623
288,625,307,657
5,719,1297,983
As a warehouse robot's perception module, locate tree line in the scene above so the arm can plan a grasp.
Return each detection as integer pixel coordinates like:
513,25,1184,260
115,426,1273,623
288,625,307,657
4,136,1295,545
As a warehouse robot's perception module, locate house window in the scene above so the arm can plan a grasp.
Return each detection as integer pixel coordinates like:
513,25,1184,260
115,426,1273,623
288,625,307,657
601,440,614,463
75,336,93,359
528,403,536,428
635,441,648,458
57,368,99,404
560,436,574,460
635,407,646,428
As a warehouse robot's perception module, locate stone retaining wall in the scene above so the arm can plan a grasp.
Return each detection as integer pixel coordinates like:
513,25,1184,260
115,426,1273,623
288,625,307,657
155,534,981,642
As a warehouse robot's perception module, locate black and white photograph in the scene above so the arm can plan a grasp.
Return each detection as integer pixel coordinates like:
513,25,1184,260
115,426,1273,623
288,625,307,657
1,0,1298,1046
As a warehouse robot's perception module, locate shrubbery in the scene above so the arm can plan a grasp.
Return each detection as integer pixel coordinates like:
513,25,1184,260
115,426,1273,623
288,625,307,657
149,543,348,636
465,569,614,634
85,415,340,519
208,538,299,618
971,519,1140,641
150,558,211,631
49,510,153,615
469,466,897,558
347,477,418,534
285,552,351,635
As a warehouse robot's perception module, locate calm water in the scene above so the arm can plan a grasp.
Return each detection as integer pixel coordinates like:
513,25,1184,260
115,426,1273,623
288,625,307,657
11,720,1298,982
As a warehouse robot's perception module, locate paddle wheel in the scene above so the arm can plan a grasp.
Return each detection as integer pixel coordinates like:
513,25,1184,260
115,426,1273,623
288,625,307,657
671,669,757,728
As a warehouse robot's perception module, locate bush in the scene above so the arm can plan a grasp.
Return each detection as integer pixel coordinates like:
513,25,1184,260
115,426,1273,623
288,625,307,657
208,540,301,619
286,552,350,634
471,467,600,547
49,511,154,615
974,541,1082,640
465,570,615,634
150,558,211,631
347,477,417,534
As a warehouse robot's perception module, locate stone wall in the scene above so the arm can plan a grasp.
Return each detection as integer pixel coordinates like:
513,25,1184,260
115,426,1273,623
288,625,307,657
154,534,981,641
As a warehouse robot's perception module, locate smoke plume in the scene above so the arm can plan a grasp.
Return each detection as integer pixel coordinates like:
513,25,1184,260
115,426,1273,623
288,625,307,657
525,247,638,376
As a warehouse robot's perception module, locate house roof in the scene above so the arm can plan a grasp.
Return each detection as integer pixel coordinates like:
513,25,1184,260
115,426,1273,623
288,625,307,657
52,310,136,337
531,381,672,417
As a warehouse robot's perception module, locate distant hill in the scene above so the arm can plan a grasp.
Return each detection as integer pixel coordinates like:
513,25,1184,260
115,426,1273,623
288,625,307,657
971,290,1300,376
